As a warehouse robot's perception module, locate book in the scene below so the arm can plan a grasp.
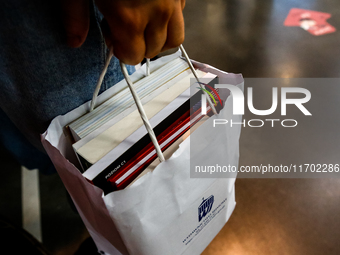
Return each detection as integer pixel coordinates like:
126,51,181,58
109,102,219,191
69,58,194,141
125,114,211,189
67,54,222,193
73,66,208,169
82,75,219,193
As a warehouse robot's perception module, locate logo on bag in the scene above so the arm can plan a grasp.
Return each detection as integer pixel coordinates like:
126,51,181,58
198,195,214,222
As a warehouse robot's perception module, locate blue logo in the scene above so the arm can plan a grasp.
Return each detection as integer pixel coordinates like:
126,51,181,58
198,195,214,222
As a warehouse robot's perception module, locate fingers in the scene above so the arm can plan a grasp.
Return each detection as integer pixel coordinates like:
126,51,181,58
60,0,90,48
162,4,185,52
144,10,171,59
105,12,147,65
96,0,185,64
112,33,146,65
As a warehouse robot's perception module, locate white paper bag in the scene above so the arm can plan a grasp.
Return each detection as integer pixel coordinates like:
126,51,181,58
41,54,244,255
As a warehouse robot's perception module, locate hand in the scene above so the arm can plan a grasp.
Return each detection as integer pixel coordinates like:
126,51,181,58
61,0,186,65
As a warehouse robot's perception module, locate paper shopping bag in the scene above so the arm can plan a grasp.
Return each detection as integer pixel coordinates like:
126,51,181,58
41,52,244,255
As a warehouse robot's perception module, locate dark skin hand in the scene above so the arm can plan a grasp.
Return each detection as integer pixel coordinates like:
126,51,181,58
60,0,186,65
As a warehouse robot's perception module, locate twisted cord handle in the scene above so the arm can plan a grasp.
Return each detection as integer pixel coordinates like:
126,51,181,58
120,62,165,162
90,47,114,112
179,45,217,115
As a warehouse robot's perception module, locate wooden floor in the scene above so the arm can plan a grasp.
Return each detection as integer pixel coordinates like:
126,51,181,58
203,179,340,255
189,1,340,254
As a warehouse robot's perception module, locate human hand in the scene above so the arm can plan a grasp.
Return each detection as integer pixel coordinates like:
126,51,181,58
61,0,185,65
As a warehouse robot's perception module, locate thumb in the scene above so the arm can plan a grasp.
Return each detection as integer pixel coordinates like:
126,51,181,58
60,0,90,48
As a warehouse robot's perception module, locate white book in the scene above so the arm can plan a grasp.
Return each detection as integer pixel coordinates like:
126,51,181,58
69,58,192,141
74,69,208,167
82,72,217,186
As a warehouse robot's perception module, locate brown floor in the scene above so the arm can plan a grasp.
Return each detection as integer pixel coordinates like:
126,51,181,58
203,179,340,255
184,0,340,254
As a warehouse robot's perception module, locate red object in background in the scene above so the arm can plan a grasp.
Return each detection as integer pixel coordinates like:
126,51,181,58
284,8,336,36
284,8,331,26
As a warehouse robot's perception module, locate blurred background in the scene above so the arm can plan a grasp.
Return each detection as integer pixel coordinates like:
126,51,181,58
1,0,340,254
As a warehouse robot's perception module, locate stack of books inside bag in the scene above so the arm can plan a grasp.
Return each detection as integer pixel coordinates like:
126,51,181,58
67,56,222,194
